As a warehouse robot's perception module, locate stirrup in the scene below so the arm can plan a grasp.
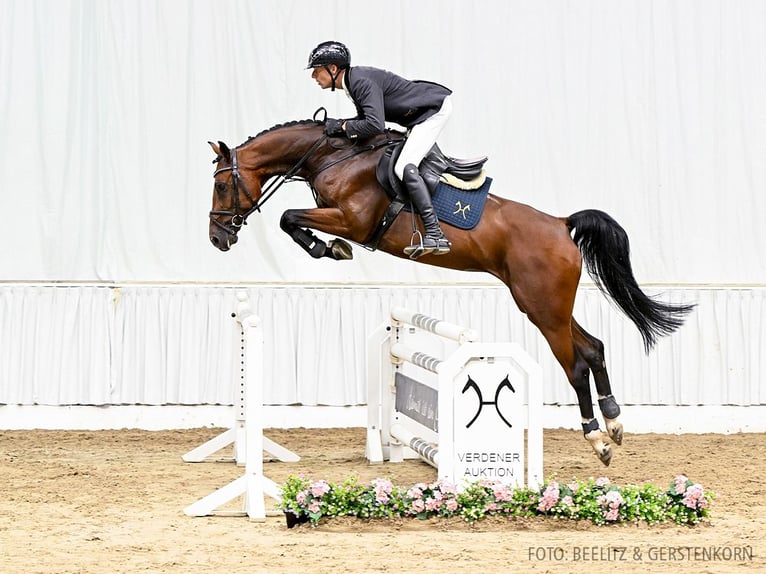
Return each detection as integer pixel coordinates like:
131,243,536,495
403,231,435,260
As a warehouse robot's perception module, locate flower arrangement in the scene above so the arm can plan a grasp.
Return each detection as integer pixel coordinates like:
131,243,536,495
279,474,713,528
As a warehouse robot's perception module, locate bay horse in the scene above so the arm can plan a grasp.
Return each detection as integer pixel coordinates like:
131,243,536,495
208,117,694,466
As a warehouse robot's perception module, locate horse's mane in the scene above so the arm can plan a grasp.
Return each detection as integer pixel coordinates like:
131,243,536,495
236,117,406,150
240,119,321,147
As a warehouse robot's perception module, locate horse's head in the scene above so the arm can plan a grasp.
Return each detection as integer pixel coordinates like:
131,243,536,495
208,117,384,252
208,140,261,251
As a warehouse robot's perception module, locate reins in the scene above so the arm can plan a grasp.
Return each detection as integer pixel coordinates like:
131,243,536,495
209,121,399,235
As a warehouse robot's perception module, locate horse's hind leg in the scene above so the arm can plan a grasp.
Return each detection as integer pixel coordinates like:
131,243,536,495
572,319,624,446
529,315,615,466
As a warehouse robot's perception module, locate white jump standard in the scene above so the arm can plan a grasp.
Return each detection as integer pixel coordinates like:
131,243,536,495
367,307,543,489
183,291,298,520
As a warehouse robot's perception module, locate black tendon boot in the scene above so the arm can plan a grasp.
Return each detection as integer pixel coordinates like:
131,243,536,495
402,163,451,259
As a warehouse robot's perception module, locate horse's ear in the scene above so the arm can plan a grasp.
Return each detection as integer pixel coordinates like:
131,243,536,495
218,141,231,162
209,140,231,162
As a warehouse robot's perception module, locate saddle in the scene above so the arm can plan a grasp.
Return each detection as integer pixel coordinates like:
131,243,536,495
376,140,488,200
365,139,490,250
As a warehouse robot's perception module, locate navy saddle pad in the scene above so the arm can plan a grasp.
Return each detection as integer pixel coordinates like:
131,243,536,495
431,177,492,230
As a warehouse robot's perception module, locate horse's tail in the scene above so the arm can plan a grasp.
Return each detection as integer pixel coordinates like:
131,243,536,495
566,209,694,353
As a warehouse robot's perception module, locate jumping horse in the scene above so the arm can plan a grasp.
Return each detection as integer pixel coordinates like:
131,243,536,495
208,115,694,466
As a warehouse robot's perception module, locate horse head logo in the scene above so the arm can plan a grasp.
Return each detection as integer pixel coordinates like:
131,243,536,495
453,201,471,219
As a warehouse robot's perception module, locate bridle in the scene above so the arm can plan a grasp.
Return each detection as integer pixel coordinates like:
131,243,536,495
208,135,328,237
209,113,401,238
209,148,252,235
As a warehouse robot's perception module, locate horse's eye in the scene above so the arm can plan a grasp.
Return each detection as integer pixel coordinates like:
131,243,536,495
215,182,227,194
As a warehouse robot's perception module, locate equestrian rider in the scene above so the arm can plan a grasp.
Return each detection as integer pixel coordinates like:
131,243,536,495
307,40,452,258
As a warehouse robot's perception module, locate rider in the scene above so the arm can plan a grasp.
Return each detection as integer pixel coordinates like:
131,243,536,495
307,40,452,258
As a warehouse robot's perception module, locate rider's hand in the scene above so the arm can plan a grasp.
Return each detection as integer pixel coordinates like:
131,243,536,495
324,118,345,137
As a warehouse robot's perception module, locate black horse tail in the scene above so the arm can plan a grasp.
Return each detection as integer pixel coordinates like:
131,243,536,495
567,209,695,353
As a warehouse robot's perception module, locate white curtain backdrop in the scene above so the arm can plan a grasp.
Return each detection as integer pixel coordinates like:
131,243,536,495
1,0,764,283
1,284,763,408
0,1,764,415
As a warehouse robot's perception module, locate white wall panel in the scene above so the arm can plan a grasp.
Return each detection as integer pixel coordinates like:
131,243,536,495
0,285,762,411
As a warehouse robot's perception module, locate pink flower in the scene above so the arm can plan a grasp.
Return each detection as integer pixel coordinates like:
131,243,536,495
425,497,443,511
438,481,458,495
605,490,623,509
674,475,689,495
537,482,560,512
598,490,623,520
445,498,459,512
568,481,579,493
682,484,707,510
372,478,393,493
296,491,307,505
372,478,393,504
537,499,553,512
308,501,321,514
310,480,330,497
411,499,426,513
407,484,425,498
492,483,514,502
595,476,610,487
561,495,574,508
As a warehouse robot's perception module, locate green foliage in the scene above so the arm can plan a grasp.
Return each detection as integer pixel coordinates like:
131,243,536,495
279,474,713,527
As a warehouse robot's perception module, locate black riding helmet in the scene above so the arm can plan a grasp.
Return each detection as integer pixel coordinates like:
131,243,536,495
307,41,350,91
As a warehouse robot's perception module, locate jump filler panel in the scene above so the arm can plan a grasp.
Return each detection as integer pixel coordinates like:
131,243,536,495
366,307,543,489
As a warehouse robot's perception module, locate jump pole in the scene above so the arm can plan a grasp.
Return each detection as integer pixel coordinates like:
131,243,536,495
183,291,296,520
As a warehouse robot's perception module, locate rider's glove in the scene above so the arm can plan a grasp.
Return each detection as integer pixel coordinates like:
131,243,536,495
324,118,345,137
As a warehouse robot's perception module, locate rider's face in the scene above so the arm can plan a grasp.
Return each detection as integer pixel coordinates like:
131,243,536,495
311,65,337,90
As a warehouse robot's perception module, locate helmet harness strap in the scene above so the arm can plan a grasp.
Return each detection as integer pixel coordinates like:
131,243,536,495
324,64,340,92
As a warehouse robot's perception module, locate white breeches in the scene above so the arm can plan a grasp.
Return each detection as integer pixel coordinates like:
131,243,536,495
394,95,453,180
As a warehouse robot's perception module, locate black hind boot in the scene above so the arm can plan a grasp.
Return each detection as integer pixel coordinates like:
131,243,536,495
402,163,451,259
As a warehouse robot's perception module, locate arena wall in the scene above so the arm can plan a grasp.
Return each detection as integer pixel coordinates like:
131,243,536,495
1,1,763,431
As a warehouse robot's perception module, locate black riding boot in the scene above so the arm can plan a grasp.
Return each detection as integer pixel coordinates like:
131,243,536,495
402,163,451,259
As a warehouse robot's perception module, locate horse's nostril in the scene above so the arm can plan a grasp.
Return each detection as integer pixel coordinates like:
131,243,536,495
211,235,220,246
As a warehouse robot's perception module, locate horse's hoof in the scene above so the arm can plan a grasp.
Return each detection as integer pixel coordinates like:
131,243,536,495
598,445,613,466
606,420,624,446
328,239,353,260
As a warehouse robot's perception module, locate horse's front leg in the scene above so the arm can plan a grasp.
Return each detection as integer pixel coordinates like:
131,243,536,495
279,208,354,260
